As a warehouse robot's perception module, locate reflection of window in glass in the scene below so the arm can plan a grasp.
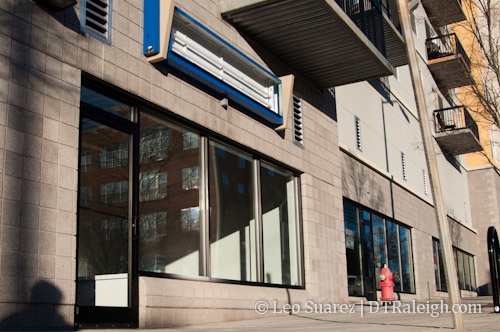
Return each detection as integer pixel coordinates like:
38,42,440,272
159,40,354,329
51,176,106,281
140,253,167,273
140,127,171,163
386,221,401,292
140,170,167,201
140,212,167,242
78,258,93,278
80,219,92,231
181,166,199,190
464,252,471,290
99,145,128,168
372,215,386,289
261,162,300,286
80,151,92,172
399,226,414,293
451,246,477,291
343,201,363,296
139,112,201,277
433,239,442,291
470,255,477,290
79,186,93,207
99,181,128,203
100,218,127,240
209,141,256,282
182,129,199,150
433,238,447,292
180,207,199,232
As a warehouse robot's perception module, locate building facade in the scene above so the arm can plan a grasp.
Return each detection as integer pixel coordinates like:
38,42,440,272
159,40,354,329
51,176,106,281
449,0,500,295
0,0,486,330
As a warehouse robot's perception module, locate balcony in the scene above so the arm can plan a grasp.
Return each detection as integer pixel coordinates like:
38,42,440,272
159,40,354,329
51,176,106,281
426,34,472,92
434,106,482,156
220,0,407,88
421,0,466,27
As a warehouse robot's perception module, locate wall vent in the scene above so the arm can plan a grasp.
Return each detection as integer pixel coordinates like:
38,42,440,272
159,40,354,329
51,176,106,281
81,0,112,43
355,116,362,151
423,169,428,195
401,152,407,181
293,96,304,144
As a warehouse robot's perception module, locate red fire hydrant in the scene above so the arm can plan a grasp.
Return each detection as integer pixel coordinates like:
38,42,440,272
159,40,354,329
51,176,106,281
379,264,395,301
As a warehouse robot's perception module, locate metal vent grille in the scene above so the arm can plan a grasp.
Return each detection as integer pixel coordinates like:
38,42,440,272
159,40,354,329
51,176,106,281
293,96,304,144
423,169,428,195
355,116,362,151
401,152,407,180
82,0,112,42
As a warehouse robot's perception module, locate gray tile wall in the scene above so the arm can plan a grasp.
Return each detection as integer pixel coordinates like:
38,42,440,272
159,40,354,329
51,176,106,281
0,0,80,329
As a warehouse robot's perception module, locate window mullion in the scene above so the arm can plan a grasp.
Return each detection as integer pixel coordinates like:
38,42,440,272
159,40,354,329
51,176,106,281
253,159,263,283
294,176,304,287
397,225,404,292
200,136,210,277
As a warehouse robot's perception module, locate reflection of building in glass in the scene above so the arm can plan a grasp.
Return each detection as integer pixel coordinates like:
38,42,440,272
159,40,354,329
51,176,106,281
180,207,200,232
181,167,199,190
140,170,168,201
140,212,167,242
99,145,128,168
344,200,415,298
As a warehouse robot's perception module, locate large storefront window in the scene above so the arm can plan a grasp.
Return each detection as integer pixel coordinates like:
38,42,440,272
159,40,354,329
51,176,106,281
432,238,477,292
209,141,256,281
77,83,303,288
343,200,415,296
138,113,201,276
261,162,300,286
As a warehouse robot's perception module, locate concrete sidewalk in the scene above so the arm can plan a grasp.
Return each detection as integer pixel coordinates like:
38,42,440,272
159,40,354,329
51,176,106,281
83,297,500,332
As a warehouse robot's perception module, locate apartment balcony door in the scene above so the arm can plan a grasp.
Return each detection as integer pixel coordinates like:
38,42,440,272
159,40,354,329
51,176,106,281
75,90,139,328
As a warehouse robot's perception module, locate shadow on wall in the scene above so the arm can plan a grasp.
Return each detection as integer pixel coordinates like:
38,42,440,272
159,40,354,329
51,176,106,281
478,282,491,296
0,280,72,331
341,156,386,213
0,1,82,330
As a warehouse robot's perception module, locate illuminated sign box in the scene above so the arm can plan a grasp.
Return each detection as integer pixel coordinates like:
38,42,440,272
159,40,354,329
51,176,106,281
144,4,283,126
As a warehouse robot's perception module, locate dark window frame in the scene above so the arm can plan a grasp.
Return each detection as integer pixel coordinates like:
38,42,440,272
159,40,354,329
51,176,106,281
432,238,477,292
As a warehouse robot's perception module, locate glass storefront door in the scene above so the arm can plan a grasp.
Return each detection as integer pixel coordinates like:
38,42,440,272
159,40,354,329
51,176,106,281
75,88,138,328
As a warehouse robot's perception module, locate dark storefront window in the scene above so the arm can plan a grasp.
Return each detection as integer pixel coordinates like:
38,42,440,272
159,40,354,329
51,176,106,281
432,238,476,292
344,202,363,296
343,200,415,296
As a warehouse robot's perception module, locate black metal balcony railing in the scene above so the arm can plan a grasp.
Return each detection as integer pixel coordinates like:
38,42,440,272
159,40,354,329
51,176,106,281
336,0,387,56
434,106,479,139
426,33,471,68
